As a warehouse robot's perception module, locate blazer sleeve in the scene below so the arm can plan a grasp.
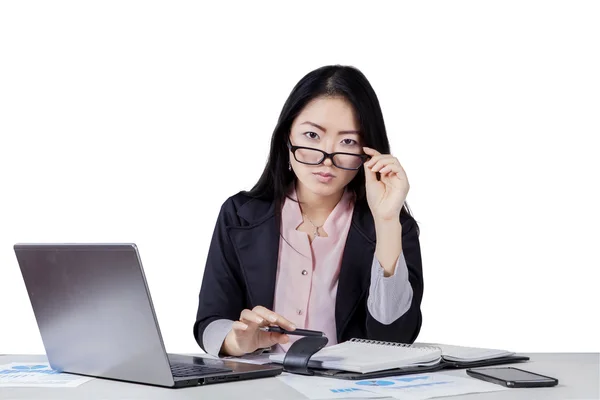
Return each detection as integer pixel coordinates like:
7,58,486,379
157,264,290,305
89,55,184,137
365,214,424,343
193,198,246,353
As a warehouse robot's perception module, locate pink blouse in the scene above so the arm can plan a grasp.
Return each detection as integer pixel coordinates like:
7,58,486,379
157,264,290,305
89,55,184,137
272,186,354,351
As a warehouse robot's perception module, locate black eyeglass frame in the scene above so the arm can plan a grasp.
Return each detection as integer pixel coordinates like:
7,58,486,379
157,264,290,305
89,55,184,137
287,140,370,171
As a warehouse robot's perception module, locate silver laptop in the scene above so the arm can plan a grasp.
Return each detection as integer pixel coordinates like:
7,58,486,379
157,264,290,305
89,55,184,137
13,243,282,388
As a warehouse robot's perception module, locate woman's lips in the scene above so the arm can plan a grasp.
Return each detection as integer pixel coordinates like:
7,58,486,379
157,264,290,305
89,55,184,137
313,172,334,183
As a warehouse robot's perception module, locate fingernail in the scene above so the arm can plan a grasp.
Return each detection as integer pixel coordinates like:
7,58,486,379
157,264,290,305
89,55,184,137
240,323,248,330
256,317,264,324
290,324,296,330
268,315,277,323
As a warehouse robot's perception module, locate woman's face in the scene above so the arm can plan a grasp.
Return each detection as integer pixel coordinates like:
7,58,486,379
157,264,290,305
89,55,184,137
288,96,364,198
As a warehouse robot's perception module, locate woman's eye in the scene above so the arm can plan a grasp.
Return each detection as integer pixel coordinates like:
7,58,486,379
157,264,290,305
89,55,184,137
341,138,358,145
304,132,319,140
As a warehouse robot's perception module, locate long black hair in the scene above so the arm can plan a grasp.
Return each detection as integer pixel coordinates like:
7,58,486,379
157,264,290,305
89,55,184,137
246,64,414,219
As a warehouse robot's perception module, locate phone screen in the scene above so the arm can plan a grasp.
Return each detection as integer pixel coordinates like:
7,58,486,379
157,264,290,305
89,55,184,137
476,368,554,382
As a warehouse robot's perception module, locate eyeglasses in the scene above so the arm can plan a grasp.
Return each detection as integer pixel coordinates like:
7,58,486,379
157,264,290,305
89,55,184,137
287,140,370,170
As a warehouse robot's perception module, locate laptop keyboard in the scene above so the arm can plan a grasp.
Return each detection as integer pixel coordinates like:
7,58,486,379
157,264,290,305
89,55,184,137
170,362,232,378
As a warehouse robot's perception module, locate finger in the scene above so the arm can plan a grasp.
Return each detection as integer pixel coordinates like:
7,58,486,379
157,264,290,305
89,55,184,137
380,172,404,187
378,163,401,175
240,309,265,326
369,156,399,173
364,154,389,168
253,306,296,330
257,332,289,350
275,333,290,344
364,160,378,183
273,314,296,331
380,167,409,190
252,306,296,330
251,306,276,323
263,333,289,346
388,161,408,181
231,321,249,333
362,146,381,157
230,321,253,347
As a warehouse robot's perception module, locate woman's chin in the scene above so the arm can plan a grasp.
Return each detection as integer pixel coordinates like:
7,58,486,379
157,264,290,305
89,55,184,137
300,180,345,198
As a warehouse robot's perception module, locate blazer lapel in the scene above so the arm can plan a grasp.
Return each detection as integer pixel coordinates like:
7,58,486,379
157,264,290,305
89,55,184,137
335,199,376,341
228,198,280,311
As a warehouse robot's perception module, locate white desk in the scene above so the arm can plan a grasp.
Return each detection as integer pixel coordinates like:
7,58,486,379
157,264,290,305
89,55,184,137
1,353,598,399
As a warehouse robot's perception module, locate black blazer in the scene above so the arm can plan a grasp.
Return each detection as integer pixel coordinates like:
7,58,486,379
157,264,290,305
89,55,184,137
193,191,424,352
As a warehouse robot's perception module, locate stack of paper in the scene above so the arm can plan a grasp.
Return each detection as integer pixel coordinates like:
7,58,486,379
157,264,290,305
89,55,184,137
277,372,508,400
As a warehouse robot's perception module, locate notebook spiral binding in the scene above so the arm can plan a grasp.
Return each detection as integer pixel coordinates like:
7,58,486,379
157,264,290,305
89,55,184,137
348,338,411,347
348,338,438,351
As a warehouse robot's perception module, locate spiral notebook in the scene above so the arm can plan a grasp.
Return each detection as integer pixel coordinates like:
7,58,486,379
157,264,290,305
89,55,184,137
269,338,528,378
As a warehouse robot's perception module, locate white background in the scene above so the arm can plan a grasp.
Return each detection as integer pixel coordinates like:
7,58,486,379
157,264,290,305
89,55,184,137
1,1,598,355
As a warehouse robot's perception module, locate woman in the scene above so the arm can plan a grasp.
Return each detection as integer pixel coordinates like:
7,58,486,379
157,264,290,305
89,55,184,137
193,65,423,357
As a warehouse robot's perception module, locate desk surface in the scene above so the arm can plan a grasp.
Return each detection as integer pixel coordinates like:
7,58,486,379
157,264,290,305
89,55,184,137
1,353,598,400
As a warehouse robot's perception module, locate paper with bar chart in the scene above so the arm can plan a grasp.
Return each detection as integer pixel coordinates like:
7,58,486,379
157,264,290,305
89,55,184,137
0,363,93,387
277,372,508,400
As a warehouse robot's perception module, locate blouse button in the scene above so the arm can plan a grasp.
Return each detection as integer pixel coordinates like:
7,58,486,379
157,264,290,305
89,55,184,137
297,309,303,315
301,270,308,275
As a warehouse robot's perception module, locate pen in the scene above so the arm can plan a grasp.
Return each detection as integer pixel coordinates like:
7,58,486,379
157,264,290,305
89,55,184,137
260,326,325,337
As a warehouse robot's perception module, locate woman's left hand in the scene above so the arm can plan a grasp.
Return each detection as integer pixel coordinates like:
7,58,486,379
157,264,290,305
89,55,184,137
363,147,410,222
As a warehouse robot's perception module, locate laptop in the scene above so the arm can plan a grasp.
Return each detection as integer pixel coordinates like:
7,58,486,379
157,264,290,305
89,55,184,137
13,243,283,388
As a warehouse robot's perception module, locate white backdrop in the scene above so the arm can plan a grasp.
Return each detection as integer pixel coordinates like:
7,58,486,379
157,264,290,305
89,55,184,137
1,1,598,355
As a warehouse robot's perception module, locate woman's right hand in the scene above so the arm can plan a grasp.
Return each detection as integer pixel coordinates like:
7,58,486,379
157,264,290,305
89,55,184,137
221,306,296,356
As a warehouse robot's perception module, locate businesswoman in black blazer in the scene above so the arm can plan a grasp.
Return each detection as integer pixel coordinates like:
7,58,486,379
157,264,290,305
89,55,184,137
194,65,423,357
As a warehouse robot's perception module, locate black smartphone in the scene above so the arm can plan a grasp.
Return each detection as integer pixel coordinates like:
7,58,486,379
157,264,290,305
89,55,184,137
467,367,558,388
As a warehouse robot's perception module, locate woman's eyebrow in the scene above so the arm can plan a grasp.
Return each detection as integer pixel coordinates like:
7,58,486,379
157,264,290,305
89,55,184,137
300,121,326,132
300,121,360,135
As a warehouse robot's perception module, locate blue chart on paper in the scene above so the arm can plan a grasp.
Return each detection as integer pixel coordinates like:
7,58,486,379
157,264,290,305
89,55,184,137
394,381,450,389
329,375,452,394
0,365,59,375
330,388,365,393
356,380,396,387
393,376,430,383
12,365,48,370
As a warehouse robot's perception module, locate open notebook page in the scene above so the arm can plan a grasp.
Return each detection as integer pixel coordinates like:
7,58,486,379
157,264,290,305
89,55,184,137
413,342,514,362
